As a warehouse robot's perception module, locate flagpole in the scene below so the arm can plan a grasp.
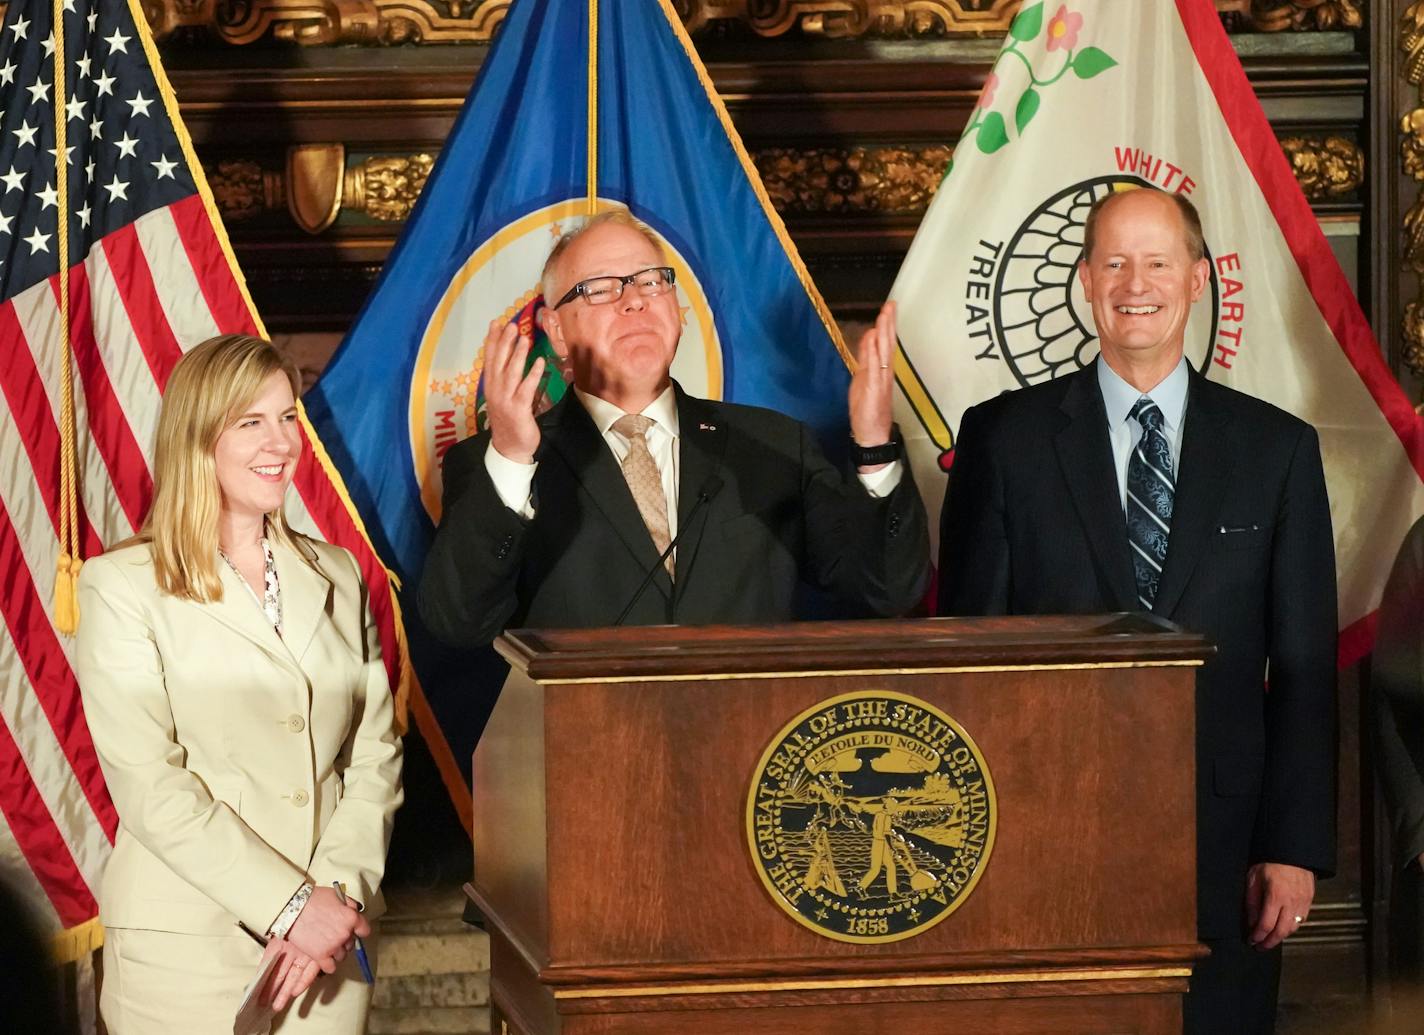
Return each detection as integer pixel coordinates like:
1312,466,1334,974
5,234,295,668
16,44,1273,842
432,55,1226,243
51,0,81,635
585,0,598,215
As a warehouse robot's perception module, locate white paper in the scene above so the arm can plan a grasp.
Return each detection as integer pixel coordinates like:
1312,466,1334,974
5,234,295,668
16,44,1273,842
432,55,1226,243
232,950,278,1035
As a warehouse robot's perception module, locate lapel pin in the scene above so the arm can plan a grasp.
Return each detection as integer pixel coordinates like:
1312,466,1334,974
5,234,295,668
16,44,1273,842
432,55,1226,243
700,422,716,431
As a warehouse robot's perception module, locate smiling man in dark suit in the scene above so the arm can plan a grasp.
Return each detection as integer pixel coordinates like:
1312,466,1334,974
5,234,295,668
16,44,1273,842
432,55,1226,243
938,187,1337,1034
419,210,929,647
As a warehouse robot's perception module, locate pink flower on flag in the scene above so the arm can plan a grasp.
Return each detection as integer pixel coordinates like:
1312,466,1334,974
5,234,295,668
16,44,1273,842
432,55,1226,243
979,72,999,109
1046,6,1083,52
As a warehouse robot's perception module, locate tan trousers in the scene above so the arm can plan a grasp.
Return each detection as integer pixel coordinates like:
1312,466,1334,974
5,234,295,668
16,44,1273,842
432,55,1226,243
101,927,375,1034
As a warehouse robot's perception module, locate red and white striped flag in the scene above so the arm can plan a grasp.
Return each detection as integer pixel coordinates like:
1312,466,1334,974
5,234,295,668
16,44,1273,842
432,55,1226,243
890,0,1424,663
0,0,408,981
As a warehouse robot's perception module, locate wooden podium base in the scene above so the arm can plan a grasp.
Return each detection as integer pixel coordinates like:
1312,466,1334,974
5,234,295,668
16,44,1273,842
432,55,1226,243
485,928,1193,1035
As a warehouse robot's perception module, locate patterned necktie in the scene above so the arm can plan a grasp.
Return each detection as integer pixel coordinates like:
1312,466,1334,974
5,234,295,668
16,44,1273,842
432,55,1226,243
1125,396,1174,610
612,414,674,577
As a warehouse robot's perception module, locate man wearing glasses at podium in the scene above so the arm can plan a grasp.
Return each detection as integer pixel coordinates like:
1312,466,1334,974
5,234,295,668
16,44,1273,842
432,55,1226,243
419,209,930,647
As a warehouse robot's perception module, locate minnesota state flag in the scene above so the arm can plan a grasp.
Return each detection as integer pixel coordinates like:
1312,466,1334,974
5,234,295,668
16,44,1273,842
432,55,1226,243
305,0,850,796
890,0,1424,666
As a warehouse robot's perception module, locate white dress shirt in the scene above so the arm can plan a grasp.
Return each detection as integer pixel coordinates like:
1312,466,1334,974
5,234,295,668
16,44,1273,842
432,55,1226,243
484,385,903,522
1097,355,1189,512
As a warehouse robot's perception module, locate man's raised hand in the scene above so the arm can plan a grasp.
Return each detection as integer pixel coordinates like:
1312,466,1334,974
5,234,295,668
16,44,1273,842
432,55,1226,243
849,300,898,470
483,318,546,464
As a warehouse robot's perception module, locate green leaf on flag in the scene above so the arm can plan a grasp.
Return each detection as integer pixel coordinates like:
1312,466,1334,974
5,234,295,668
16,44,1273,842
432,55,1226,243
1072,47,1117,80
977,112,1009,154
1009,2,1043,41
1015,89,1041,135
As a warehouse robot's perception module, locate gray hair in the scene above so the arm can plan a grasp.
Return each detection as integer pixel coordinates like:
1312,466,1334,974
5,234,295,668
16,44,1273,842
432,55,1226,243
540,210,668,304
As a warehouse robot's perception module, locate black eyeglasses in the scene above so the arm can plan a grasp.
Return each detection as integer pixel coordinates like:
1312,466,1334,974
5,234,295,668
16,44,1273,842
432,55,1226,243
553,266,676,309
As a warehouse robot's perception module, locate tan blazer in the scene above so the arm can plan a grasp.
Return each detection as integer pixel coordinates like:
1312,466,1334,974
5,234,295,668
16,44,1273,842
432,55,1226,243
75,535,403,938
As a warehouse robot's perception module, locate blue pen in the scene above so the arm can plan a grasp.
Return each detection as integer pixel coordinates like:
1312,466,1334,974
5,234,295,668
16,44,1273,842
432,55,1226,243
332,881,375,984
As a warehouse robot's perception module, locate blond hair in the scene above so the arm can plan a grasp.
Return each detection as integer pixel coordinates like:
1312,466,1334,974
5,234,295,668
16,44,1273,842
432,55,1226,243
140,334,304,601
540,209,668,303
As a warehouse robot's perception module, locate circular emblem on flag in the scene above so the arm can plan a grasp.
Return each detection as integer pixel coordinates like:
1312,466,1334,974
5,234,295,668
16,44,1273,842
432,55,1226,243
409,199,722,521
746,691,996,944
993,175,1221,388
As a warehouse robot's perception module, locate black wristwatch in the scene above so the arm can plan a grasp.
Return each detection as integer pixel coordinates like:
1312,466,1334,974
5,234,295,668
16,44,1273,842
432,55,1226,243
851,432,902,467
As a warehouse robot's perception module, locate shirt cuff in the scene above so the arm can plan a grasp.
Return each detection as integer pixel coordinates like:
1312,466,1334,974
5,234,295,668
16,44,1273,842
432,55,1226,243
857,460,903,498
485,442,537,518
267,881,313,940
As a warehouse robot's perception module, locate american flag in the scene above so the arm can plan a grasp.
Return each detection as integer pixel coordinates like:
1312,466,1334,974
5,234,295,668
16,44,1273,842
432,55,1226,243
0,0,409,985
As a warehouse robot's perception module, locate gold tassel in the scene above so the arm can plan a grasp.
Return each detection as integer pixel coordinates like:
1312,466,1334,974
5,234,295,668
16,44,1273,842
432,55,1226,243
53,553,81,636
51,916,104,964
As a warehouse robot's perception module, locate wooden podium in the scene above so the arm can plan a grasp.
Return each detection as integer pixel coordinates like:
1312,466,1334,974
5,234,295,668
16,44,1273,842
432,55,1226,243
469,614,1211,1035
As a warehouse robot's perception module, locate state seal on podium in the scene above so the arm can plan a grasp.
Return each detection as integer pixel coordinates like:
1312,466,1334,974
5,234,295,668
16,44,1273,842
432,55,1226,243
746,691,997,944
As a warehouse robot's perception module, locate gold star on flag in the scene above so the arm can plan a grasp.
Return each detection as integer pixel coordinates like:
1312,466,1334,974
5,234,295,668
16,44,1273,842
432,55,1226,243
430,353,487,436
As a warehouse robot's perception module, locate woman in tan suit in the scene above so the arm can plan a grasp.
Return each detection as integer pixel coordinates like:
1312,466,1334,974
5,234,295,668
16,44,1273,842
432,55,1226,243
75,334,403,1032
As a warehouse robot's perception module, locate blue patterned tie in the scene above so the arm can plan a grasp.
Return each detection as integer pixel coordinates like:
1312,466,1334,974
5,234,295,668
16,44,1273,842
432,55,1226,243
1126,397,1174,609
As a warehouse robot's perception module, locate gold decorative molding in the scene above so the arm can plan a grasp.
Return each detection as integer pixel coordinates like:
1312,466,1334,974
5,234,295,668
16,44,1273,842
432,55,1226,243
137,0,1319,46
1240,0,1363,32
288,144,346,233
345,154,436,222
755,145,954,215
714,0,1021,39
206,160,283,222
141,0,510,45
1402,2,1424,383
1278,136,1364,200
205,151,437,224
205,134,1355,229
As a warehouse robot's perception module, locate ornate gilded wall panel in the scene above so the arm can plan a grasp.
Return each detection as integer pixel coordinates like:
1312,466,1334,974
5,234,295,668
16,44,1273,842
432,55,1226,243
755,146,955,214
1401,1,1424,380
129,0,1359,45
1280,136,1365,200
207,136,1359,229
1235,0,1363,31
346,154,436,222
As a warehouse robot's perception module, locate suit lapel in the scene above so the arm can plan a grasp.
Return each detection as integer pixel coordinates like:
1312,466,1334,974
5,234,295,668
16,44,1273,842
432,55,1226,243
203,539,334,672
272,537,333,664
1152,371,1235,618
673,388,729,585
207,557,293,668
1054,363,1139,612
544,393,674,600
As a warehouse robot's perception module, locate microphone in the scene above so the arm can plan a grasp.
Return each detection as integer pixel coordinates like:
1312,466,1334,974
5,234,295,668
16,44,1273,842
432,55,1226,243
614,474,724,627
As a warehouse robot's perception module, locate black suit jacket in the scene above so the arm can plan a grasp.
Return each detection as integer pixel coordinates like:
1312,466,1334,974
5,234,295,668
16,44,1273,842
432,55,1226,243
939,360,1337,938
420,384,930,647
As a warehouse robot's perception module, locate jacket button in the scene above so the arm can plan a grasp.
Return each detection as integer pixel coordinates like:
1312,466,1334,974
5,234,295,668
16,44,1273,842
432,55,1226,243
286,715,305,733
291,790,310,807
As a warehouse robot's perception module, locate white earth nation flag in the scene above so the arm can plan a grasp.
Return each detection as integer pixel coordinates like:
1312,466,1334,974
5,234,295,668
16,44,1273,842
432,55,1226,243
890,0,1424,664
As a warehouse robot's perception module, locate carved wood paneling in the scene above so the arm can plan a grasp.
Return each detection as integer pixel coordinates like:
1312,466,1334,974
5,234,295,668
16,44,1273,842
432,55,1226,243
130,0,1361,46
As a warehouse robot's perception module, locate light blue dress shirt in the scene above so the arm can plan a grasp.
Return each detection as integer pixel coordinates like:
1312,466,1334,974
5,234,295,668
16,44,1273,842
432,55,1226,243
1097,355,1190,512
